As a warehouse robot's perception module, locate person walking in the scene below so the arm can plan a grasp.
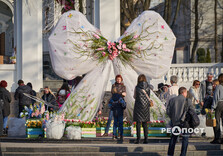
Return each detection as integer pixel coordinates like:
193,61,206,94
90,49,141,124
14,80,32,116
0,80,11,134
166,87,194,156
101,75,126,137
211,73,223,144
42,86,58,112
133,74,151,144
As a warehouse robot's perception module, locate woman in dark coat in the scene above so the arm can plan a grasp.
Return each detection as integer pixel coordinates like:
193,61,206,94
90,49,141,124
133,74,151,144
0,80,11,134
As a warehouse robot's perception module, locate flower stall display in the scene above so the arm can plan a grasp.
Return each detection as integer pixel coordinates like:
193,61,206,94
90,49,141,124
26,119,43,138
22,103,52,138
64,118,132,138
133,120,167,137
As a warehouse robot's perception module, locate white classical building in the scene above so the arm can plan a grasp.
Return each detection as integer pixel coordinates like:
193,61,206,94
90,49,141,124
0,0,122,92
0,0,43,92
0,0,223,92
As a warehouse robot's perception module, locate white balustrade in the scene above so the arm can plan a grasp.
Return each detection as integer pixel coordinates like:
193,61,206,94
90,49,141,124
162,63,223,89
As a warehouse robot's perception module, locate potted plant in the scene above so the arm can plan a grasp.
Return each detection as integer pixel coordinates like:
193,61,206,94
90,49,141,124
10,56,16,64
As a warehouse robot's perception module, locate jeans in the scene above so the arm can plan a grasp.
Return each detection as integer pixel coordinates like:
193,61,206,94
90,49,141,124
168,133,189,156
213,102,223,141
3,117,8,129
136,122,148,141
105,110,113,134
113,113,123,136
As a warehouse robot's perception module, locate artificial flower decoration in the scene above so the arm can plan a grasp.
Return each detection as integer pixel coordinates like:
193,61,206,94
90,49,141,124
48,10,176,121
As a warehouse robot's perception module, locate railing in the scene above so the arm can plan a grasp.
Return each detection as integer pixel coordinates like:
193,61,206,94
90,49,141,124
163,63,223,88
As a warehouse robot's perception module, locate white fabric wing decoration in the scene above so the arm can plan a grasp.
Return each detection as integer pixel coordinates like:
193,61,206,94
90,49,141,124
48,10,176,121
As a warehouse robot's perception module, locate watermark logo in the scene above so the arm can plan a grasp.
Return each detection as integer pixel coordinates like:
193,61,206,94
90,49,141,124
161,126,205,135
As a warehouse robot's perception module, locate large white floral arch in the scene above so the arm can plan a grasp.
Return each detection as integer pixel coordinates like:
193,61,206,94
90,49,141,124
48,10,176,121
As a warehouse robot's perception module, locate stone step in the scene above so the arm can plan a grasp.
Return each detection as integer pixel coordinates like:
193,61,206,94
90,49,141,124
2,150,223,156
0,137,214,144
1,143,223,152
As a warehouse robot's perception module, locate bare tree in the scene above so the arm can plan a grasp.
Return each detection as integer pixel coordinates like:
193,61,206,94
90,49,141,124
163,0,172,25
214,0,218,62
191,0,199,63
120,0,151,34
171,0,181,28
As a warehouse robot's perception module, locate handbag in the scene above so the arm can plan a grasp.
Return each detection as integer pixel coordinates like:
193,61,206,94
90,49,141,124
142,89,154,107
181,99,200,128
206,118,216,127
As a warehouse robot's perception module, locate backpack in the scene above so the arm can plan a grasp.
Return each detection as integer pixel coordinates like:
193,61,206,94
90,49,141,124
181,99,200,128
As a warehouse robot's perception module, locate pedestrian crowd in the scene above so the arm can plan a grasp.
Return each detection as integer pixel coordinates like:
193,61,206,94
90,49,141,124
0,72,223,156
98,72,223,156
0,79,72,136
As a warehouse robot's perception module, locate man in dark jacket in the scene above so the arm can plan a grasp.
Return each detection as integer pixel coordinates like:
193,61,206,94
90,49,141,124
14,80,32,116
166,87,194,156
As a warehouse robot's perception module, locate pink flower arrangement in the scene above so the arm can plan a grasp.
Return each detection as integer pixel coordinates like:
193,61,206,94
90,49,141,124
133,35,139,39
90,32,140,63
93,34,100,39
109,55,114,60
96,47,105,51
102,52,106,57
148,120,166,127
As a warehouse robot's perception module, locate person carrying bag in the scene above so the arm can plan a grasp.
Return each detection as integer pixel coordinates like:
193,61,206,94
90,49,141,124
133,74,152,144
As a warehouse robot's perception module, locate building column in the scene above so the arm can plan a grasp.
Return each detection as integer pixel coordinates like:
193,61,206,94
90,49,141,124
15,0,22,81
96,0,120,41
15,0,43,91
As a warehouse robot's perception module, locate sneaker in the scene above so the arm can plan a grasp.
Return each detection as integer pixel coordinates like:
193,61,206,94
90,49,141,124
112,135,118,140
210,139,221,144
134,139,140,144
102,133,108,137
